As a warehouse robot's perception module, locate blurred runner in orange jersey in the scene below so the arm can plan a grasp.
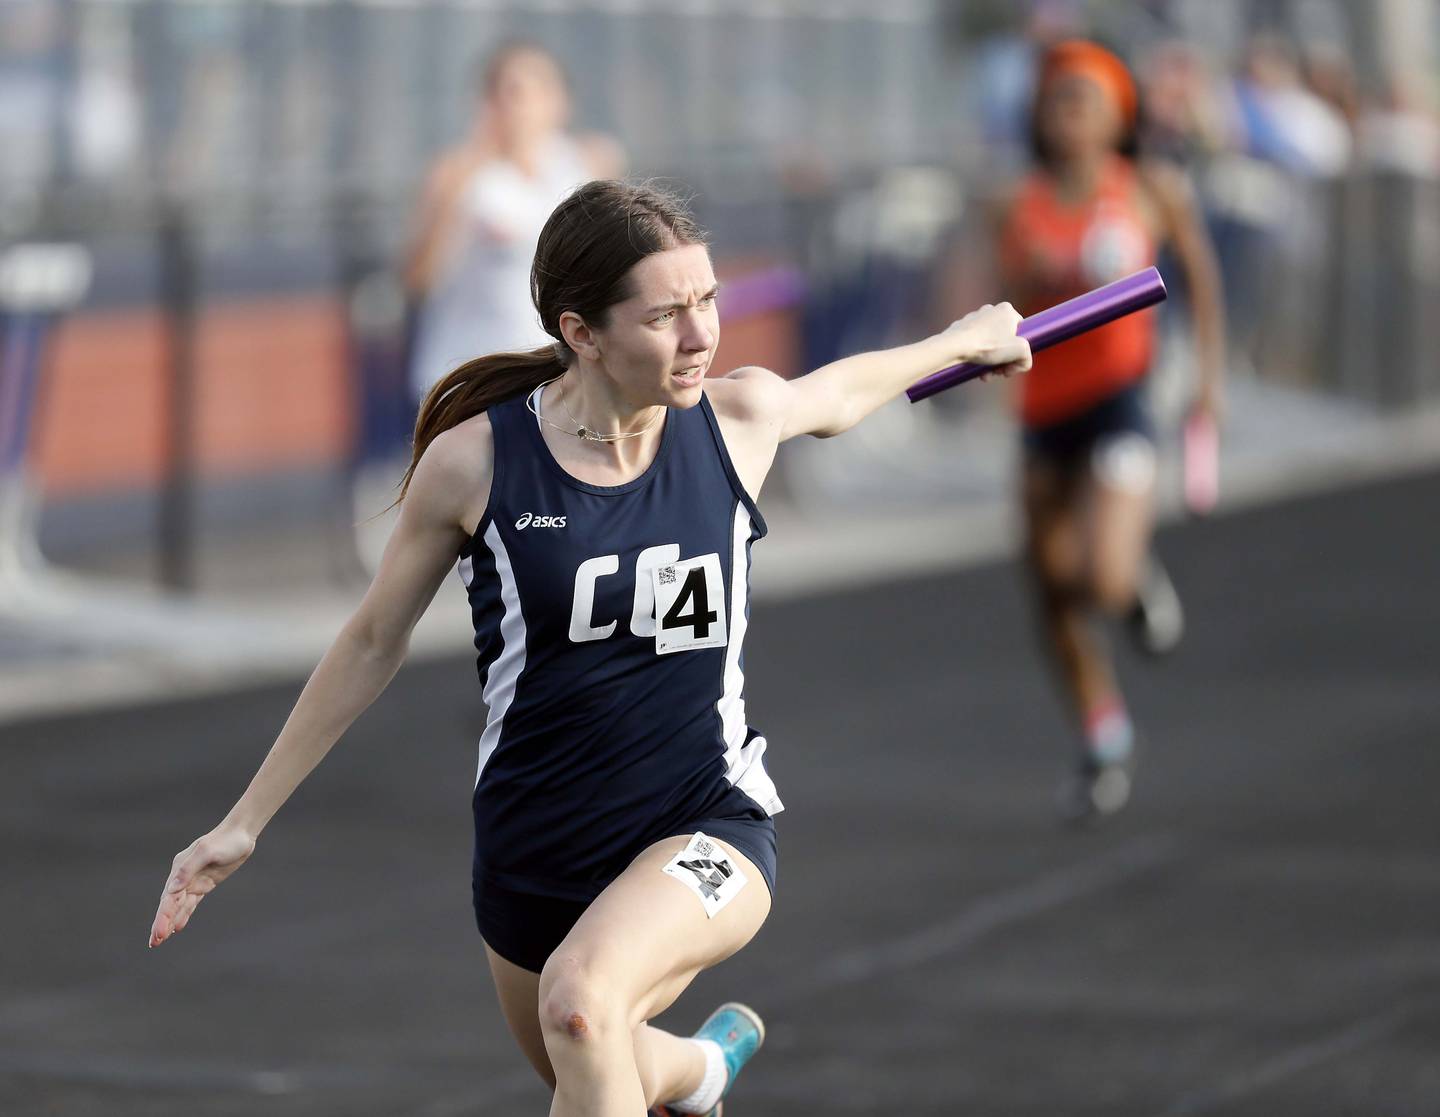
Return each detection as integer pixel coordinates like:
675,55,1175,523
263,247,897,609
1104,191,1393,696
997,40,1225,821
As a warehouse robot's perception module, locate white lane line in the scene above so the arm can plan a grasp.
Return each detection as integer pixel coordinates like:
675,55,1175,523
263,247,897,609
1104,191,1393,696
768,833,1183,1006
1157,1001,1421,1117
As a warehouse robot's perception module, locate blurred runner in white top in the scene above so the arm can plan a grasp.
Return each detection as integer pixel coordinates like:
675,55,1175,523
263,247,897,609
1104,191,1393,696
404,42,625,402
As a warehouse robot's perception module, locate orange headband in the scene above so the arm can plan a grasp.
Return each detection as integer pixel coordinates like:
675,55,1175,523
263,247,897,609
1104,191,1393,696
1041,40,1137,126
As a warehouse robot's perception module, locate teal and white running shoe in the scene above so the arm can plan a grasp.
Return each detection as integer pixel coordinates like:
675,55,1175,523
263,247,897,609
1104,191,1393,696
651,1002,765,1117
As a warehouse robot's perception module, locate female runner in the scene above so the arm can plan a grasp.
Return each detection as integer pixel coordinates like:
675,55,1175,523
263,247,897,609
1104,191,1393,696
151,180,1030,1115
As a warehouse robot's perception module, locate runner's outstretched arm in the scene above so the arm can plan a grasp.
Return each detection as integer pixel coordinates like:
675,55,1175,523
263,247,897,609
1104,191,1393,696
723,302,1030,442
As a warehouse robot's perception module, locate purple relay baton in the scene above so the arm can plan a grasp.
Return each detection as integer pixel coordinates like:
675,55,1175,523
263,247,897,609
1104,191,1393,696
906,266,1167,403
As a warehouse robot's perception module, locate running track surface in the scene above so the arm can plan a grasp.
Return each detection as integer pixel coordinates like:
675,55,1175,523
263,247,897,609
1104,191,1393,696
5,471,1438,1116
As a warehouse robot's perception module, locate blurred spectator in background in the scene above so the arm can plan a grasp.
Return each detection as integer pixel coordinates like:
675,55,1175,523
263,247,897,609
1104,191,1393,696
69,6,142,186
1206,34,1355,377
403,41,624,405
1137,39,1229,168
1301,41,1361,140
993,39,1225,822
0,3,65,194
1231,33,1351,178
1358,71,1440,175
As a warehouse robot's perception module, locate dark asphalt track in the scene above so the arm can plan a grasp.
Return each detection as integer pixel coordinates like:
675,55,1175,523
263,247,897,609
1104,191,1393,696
4,470,1439,1116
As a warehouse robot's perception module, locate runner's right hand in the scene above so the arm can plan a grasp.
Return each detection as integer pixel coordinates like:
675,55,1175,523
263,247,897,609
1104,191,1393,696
941,302,1031,379
149,826,256,948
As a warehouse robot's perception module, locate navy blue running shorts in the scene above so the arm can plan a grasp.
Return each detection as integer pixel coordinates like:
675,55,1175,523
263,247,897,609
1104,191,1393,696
474,816,777,974
1022,380,1155,465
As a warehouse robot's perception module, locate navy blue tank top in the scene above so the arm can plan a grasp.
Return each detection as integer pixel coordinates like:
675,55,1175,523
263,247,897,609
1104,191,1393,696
457,384,783,901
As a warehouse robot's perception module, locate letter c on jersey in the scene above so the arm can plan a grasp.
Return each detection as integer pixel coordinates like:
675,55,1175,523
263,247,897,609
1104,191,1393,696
569,555,620,642
568,545,683,643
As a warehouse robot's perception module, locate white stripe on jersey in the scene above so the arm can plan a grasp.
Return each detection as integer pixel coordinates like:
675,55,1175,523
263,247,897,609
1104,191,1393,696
468,522,528,788
717,501,784,815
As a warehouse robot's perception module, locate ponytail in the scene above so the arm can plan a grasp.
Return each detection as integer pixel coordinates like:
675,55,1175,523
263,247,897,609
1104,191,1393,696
396,345,565,503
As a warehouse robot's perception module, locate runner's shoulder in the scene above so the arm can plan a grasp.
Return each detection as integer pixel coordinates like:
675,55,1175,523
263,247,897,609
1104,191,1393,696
706,366,788,425
409,413,493,522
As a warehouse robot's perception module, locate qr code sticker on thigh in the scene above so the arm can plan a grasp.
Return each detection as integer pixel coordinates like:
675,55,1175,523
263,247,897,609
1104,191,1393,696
661,832,747,918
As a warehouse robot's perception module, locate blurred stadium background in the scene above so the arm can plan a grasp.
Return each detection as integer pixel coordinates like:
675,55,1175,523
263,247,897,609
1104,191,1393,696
4,0,1438,609
3,1,1440,1114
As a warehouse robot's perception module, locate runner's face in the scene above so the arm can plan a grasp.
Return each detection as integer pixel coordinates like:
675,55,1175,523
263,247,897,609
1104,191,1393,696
1040,73,1121,159
487,50,570,141
591,244,719,408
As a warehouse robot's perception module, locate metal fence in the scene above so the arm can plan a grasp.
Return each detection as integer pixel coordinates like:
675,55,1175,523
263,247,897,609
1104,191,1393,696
1,0,955,226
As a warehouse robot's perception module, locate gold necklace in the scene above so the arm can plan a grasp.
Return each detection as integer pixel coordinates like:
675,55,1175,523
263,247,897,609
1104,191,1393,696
527,374,664,443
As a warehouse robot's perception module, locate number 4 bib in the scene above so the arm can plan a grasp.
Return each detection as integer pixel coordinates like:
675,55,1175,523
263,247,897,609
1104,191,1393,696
652,553,728,655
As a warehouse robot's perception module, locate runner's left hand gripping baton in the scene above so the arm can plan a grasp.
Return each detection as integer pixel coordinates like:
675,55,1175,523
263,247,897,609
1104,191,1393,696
906,267,1168,403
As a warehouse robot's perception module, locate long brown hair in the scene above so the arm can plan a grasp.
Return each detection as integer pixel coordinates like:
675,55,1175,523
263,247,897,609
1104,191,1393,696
397,180,706,502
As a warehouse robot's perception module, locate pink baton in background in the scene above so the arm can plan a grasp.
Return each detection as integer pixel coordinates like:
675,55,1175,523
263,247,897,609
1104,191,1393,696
1183,408,1220,515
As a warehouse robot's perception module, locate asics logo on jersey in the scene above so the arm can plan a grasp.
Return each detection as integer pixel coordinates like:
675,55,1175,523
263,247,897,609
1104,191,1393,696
516,513,567,530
